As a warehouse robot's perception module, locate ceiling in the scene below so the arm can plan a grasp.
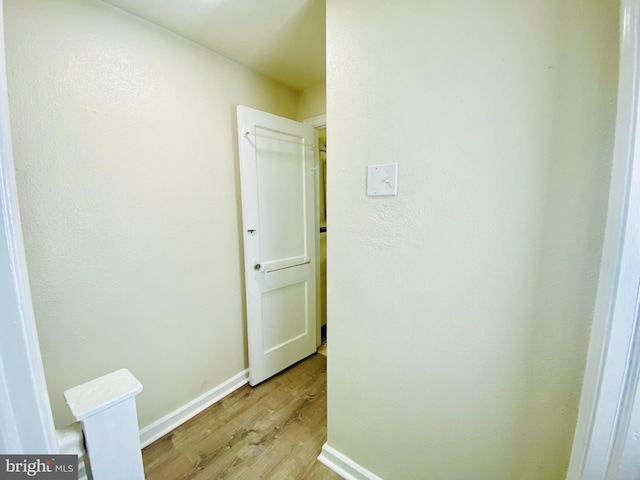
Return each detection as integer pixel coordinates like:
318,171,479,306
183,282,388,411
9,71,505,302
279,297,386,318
101,0,326,91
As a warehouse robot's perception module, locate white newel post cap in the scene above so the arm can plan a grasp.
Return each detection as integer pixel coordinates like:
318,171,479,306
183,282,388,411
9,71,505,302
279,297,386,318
63,369,143,422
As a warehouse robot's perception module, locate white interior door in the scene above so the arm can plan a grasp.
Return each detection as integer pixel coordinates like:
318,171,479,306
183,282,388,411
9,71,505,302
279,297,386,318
237,105,317,386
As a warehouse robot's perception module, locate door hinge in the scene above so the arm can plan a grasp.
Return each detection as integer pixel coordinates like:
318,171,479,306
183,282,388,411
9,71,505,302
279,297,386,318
310,167,317,176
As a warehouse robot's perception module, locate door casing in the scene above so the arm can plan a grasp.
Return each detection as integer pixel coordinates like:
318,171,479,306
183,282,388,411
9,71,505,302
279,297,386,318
0,0,58,454
567,1,640,477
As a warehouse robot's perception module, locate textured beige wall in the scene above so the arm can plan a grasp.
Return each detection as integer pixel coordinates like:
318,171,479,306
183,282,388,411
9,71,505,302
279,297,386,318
5,0,297,429
326,0,618,478
296,83,326,121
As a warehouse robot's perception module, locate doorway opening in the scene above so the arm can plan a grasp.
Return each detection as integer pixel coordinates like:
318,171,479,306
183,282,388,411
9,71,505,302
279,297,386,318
304,115,328,358
317,127,327,356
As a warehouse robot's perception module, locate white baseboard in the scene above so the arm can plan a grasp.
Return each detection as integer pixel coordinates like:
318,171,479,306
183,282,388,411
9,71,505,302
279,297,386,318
139,369,249,448
318,443,384,480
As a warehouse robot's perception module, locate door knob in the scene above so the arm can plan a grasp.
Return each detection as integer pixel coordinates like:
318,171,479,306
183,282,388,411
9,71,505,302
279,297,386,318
254,263,262,272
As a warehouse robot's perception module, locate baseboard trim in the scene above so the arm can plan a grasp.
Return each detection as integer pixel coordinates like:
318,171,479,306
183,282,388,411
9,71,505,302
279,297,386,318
139,369,250,448
318,443,384,480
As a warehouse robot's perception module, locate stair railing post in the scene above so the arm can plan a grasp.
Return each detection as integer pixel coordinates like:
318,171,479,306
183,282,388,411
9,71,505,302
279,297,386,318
64,369,145,480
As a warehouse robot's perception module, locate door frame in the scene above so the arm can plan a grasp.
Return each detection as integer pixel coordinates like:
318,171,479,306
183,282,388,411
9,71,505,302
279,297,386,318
567,0,640,477
0,0,58,454
303,114,327,349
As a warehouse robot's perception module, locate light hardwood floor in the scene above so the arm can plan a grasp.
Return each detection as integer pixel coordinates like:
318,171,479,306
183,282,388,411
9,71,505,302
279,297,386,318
142,354,341,480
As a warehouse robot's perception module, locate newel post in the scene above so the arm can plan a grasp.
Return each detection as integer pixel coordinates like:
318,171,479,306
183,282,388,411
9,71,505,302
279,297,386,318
64,369,145,480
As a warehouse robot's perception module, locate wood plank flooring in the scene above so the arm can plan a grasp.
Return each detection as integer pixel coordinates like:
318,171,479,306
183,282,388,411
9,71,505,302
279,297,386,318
142,354,341,480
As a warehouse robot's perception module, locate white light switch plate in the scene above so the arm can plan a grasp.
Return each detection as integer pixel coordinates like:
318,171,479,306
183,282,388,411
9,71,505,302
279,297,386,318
367,163,398,196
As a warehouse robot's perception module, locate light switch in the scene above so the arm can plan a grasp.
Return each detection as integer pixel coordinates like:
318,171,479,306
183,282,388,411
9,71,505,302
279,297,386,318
367,163,398,196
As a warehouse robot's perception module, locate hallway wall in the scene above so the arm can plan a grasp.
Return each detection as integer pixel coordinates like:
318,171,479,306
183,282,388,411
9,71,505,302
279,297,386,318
325,0,619,478
296,83,326,121
4,0,297,429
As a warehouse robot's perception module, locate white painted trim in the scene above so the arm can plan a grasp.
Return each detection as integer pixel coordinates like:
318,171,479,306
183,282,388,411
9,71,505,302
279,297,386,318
303,114,327,129
0,0,58,454
567,0,640,478
318,444,384,480
139,369,249,448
